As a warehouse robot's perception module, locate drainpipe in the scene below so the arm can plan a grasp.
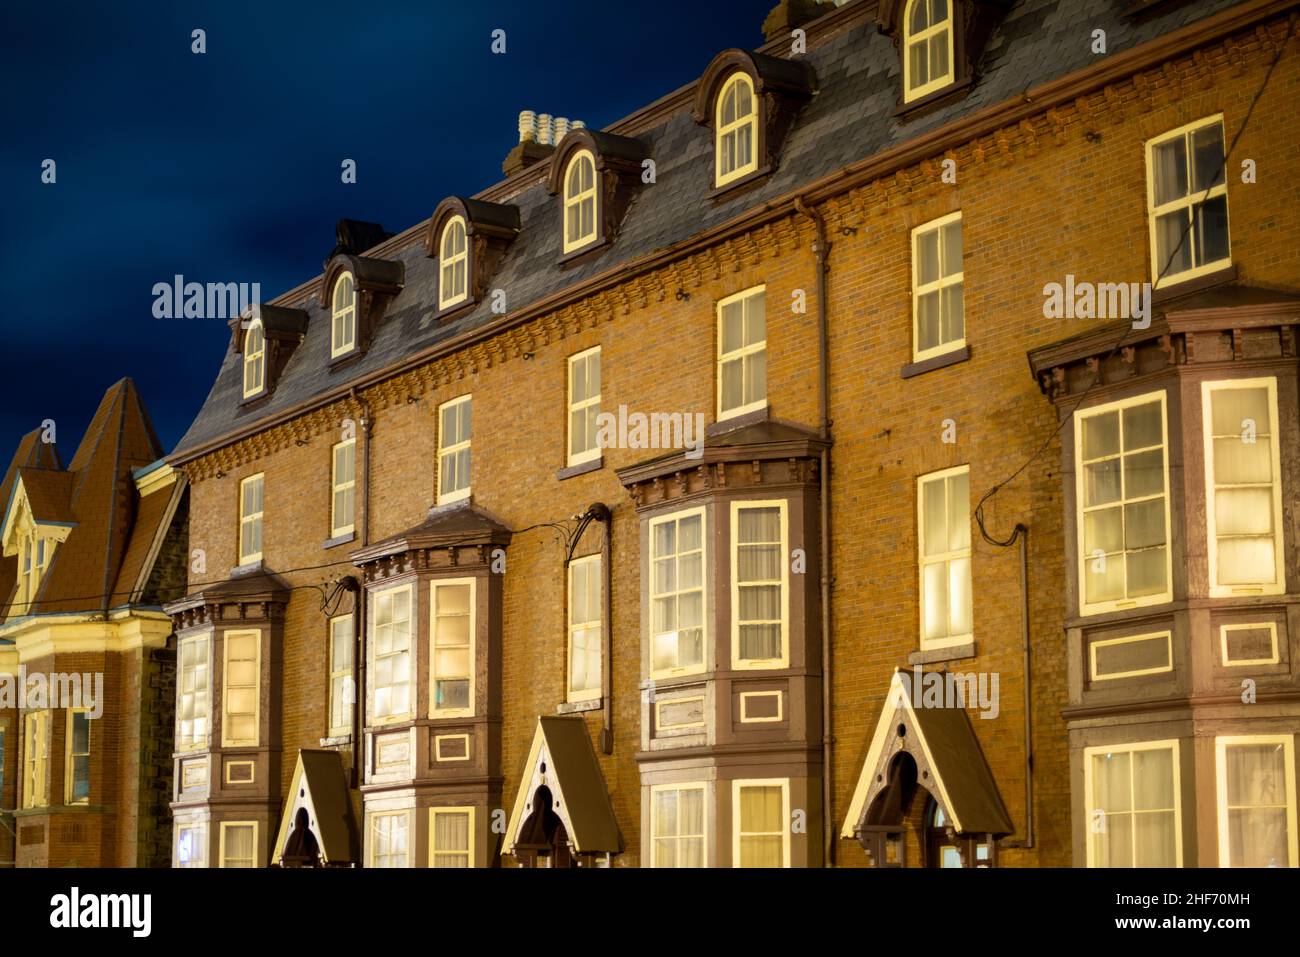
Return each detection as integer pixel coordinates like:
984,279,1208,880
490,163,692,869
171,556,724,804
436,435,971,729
343,576,365,794
350,387,372,547
795,196,834,866
597,505,613,755
1016,526,1034,849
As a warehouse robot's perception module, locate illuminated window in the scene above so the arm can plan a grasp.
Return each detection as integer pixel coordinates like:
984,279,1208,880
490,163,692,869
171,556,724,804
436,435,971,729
330,439,356,538
568,555,601,702
563,151,598,252
331,271,357,357
371,585,413,723
238,473,264,565
717,286,766,420
177,635,210,752
176,823,207,868
328,615,354,738
369,811,410,868
567,347,601,466
431,579,474,717
1216,736,1297,868
439,217,468,309
65,709,91,804
652,783,706,867
732,779,789,867
1085,740,1181,867
715,73,758,187
911,212,964,361
219,822,258,868
731,501,788,668
242,320,265,398
430,807,475,868
437,395,472,505
222,630,260,747
650,508,706,678
917,466,972,649
22,710,49,809
903,0,955,102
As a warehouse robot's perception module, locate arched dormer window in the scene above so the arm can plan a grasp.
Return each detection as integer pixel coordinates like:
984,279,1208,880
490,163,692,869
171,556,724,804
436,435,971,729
439,217,469,309
904,0,955,102
563,150,598,253
243,320,266,398
716,73,758,188
693,49,814,196
331,272,357,358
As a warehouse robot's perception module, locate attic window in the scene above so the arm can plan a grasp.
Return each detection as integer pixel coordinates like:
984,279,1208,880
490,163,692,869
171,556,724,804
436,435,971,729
332,272,357,358
904,0,955,102
243,321,266,398
716,74,758,188
563,151,598,253
439,217,469,310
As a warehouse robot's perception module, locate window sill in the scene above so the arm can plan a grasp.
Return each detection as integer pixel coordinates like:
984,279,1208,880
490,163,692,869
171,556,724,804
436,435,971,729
707,405,769,438
1151,262,1237,305
319,734,352,747
557,698,602,715
557,456,602,481
432,298,477,323
231,559,264,577
908,641,977,665
323,530,356,550
901,345,970,379
707,165,773,204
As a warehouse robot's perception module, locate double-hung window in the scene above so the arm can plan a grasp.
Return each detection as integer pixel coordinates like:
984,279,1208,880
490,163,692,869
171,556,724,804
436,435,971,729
733,779,790,867
1075,392,1171,615
372,585,413,723
331,439,356,538
430,807,475,868
715,73,758,187
651,783,706,868
717,286,766,420
567,347,601,466
1146,116,1230,288
220,822,258,868
437,395,472,505
328,615,354,738
731,501,788,668
568,555,602,702
66,709,91,804
370,811,410,868
222,630,260,747
903,0,955,102
430,579,474,717
439,217,468,309
1216,736,1297,868
911,212,964,361
650,508,706,677
22,710,49,809
1202,378,1284,596
1084,740,1181,867
332,272,357,357
177,635,210,752
243,321,265,398
918,466,972,649
238,473,264,565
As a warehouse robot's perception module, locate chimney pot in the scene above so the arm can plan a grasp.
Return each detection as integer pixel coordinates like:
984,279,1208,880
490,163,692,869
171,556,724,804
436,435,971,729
537,114,553,146
518,110,537,143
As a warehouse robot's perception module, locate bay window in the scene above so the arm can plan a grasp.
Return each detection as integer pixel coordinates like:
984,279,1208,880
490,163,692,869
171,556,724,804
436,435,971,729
1216,736,1297,868
177,634,210,752
372,585,413,723
652,783,706,868
1084,740,1181,867
650,508,706,677
731,500,788,668
430,579,474,717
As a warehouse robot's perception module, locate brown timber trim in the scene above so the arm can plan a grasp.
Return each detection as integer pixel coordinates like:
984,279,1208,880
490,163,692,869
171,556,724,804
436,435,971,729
167,0,1297,468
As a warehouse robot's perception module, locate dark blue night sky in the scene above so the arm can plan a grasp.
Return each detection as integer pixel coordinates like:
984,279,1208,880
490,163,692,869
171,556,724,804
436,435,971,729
1,0,767,457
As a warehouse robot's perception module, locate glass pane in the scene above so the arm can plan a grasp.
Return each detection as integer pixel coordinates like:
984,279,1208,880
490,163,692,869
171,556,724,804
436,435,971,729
922,479,947,557
1084,508,1123,555
1217,537,1275,586
1194,195,1230,267
1190,123,1225,192
1211,387,1269,437
1124,499,1166,550
916,292,940,352
916,229,940,285
679,515,702,551
1132,748,1173,810
947,556,972,635
1155,208,1193,277
1122,402,1163,451
929,34,949,81
1123,448,1165,499
721,300,744,354
1084,459,1121,508
941,283,964,344
1152,137,1188,206
1215,487,1274,536
923,561,948,642
1126,546,1167,597
1226,743,1286,806
947,473,969,551
1093,752,1132,812
1134,811,1177,867
1085,550,1124,604
908,40,928,89
1082,411,1120,460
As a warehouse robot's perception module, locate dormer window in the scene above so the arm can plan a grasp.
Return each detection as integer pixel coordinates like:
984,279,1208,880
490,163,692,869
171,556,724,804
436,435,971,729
243,320,266,398
716,74,758,188
904,0,955,102
563,151,598,253
439,217,469,310
331,272,357,358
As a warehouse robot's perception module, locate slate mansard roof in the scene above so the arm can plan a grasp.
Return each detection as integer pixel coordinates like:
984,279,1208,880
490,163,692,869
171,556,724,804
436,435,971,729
170,0,1249,462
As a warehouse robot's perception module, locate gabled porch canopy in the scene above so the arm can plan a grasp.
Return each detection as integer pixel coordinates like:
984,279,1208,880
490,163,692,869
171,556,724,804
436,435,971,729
503,716,622,866
841,670,1014,844
271,750,359,868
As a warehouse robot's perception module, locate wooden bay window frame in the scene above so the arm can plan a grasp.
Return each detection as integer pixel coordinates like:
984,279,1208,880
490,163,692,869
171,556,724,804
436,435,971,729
1083,738,1183,868
368,810,411,868
64,708,91,805
730,499,789,669
650,782,708,868
648,506,708,680
221,629,261,747
370,583,414,725
1215,734,1298,868
429,806,476,868
219,821,258,868
429,578,475,719
177,634,211,752
731,778,790,868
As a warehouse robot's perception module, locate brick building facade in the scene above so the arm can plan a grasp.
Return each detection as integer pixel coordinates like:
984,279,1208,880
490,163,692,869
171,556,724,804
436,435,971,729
161,0,1300,869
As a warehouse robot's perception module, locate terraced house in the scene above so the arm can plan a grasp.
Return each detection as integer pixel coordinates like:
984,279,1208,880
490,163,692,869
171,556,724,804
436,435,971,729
0,380,188,867
163,0,1300,869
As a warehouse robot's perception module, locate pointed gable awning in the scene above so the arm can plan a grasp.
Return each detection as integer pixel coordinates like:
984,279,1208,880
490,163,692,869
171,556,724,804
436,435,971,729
841,670,1014,840
503,716,622,858
272,750,359,867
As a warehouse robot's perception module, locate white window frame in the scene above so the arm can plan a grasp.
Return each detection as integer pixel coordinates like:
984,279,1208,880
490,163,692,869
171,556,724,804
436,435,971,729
910,211,964,362
368,810,411,868
438,216,469,310
1201,377,1284,597
1220,622,1280,667
429,806,476,868
430,577,476,719
370,584,414,725
566,346,602,467
650,782,708,868
917,464,973,650
22,710,49,809
903,0,956,103
729,499,789,669
175,822,208,868
1144,114,1231,289
330,438,356,539
242,320,265,398
1215,734,1298,868
563,151,599,253
221,629,261,748
715,72,759,187
731,778,790,868
437,394,472,506
331,271,357,358
177,634,210,753
1074,390,1173,617
716,285,767,421
1083,738,1183,868
649,506,708,680
64,707,91,805
328,615,354,737
567,554,603,703
238,473,264,565
218,821,259,868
